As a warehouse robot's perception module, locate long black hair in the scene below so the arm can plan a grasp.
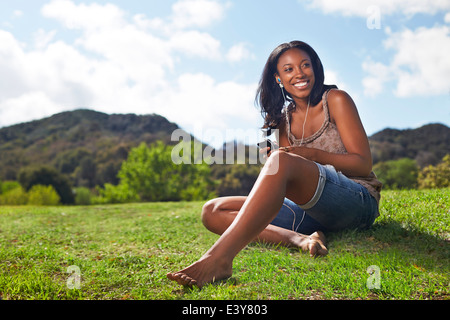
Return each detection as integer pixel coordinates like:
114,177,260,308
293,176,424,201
256,41,337,129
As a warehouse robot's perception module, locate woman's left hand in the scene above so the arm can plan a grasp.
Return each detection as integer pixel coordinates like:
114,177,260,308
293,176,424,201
279,146,317,162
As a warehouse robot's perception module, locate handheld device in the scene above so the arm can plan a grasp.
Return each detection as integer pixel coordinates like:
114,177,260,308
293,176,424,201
257,139,278,152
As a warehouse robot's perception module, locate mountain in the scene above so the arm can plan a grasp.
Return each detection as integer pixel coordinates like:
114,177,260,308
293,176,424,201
0,109,182,187
0,109,448,189
369,123,450,167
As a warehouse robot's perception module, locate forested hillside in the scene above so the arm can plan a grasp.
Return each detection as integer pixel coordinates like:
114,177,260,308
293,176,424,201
370,123,449,167
0,109,181,187
0,109,448,199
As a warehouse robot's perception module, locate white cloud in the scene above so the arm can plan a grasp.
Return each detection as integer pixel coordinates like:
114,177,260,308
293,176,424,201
303,0,450,17
169,30,222,60
361,59,391,97
13,10,23,18
170,0,230,29
33,28,57,50
154,73,257,130
226,42,255,63
41,0,125,30
0,0,259,147
362,23,450,97
131,0,230,36
0,92,62,127
324,70,347,90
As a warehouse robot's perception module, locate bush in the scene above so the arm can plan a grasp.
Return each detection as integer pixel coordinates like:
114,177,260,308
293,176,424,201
95,183,139,204
215,164,260,196
99,141,216,203
74,187,93,205
0,181,21,194
27,185,61,206
18,166,74,204
373,158,419,189
418,154,450,189
0,186,28,205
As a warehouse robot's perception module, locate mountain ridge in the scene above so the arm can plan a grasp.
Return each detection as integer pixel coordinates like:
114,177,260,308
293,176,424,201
369,122,449,167
0,109,183,186
0,109,448,188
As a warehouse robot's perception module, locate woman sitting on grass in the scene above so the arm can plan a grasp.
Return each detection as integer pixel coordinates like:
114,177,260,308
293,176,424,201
167,40,382,288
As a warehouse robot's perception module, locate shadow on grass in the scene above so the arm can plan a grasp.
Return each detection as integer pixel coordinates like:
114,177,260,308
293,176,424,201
327,219,450,270
170,220,449,298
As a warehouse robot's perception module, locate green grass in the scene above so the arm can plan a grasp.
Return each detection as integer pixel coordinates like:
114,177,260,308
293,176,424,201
0,189,449,300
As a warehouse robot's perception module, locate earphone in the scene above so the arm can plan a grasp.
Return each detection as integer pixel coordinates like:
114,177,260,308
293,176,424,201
277,78,283,88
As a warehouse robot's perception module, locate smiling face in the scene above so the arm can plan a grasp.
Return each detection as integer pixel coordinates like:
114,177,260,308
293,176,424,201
275,48,315,104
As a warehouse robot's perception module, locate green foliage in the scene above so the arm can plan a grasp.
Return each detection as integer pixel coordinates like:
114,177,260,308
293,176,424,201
214,164,260,196
418,154,450,189
0,184,61,206
0,180,21,196
0,186,28,205
1,181,21,194
74,187,93,205
18,165,74,204
117,141,215,202
27,185,61,206
96,183,139,204
373,158,419,189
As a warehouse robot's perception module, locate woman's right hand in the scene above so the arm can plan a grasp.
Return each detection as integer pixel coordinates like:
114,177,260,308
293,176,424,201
259,146,271,160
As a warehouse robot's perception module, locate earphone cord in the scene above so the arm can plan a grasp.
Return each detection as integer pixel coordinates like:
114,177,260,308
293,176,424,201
285,98,310,146
301,99,310,144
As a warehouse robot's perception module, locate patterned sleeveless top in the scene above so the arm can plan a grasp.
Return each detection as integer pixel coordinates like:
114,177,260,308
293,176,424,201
285,89,382,205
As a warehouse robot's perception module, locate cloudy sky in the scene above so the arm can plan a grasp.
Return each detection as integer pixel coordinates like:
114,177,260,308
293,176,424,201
0,0,449,147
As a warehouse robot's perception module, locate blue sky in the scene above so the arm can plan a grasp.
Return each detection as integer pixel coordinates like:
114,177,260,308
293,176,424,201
0,0,449,147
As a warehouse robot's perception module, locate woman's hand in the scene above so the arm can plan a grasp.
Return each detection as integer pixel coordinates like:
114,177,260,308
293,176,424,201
259,140,280,159
278,146,316,161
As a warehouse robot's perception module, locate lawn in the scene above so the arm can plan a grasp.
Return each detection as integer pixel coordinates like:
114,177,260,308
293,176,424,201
0,189,448,300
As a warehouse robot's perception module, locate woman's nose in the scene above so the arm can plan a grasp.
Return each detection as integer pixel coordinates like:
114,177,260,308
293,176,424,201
294,66,305,77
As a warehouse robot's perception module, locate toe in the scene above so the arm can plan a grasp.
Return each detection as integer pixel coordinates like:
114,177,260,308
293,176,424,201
167,272,175,280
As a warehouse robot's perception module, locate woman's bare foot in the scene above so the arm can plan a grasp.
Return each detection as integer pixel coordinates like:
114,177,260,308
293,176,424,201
167,231,327,288
287,230,328,257
307,231,328,257
167,254,233,288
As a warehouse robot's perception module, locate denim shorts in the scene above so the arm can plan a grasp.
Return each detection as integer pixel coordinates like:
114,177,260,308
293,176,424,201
270,163,379,234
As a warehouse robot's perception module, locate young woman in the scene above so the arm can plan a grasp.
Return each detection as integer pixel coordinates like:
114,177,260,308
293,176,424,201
167,41,382,288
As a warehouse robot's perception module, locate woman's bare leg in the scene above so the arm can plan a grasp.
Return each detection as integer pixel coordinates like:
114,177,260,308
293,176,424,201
167,151,327,287
201,196,327,253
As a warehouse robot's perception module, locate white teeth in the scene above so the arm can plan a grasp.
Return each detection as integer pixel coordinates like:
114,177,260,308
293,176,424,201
294,81,307,87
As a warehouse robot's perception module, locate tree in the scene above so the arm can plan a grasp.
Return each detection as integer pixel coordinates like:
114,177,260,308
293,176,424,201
18,166,75,204
28,185,61,206
373,158,419,189
110,141,215,202
215,164,260,196
418,154,450,189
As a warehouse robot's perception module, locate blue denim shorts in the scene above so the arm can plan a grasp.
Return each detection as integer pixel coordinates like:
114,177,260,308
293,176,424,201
270,163,379,234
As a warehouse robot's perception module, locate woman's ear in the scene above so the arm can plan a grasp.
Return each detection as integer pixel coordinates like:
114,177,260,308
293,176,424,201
274,73,281,83
274,74,283,88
